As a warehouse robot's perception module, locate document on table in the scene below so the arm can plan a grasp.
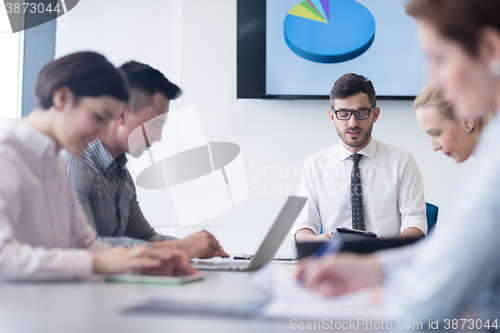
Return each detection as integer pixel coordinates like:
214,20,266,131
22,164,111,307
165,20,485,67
252,264,393,321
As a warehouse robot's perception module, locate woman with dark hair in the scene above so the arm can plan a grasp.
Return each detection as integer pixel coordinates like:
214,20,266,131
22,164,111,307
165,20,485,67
299,0,500,322
0,52,194,280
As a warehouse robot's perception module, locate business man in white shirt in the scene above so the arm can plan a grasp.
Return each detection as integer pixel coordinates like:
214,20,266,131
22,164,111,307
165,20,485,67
293,73,427,242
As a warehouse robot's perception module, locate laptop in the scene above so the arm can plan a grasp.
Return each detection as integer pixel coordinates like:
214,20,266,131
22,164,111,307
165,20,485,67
192,196,307,271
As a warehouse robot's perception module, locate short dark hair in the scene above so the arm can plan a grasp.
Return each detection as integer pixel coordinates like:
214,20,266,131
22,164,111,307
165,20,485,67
35,51,129,110
406,0,500,56
330,73,376,109
119,61,182,113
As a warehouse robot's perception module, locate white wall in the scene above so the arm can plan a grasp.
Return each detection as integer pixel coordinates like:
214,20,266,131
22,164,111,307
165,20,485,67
56,0,467,256
0,10,22,119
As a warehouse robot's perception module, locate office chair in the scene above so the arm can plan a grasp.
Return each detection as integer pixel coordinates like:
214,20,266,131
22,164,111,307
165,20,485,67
426,202,439,232
319,203,439,235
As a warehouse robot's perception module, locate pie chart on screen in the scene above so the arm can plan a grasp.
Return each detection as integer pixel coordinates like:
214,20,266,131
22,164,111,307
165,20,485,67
284,0,376,63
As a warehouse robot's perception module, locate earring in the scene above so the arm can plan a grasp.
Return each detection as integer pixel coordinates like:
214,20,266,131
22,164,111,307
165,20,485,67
490,59,500,77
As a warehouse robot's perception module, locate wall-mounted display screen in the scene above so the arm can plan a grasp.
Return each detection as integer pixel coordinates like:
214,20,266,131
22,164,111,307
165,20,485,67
237,0,428,99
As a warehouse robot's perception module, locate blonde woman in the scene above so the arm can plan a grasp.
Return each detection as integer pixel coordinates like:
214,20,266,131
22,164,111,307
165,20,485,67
415,86,482,162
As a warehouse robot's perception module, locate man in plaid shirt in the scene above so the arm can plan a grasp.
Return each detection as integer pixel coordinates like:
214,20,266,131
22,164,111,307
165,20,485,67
63,61,228,259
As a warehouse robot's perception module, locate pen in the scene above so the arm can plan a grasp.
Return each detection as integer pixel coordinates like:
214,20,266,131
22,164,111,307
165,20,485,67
313,233,344,258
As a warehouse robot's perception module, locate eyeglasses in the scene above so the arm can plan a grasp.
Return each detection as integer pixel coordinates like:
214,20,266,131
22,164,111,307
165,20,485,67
333,107,375,121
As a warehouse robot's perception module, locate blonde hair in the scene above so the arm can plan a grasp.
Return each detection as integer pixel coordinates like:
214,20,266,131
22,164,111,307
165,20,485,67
414,86,455,120
414,86,492,130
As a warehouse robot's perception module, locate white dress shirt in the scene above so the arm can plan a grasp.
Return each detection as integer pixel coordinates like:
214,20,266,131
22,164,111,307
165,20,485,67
380,112,500,322
292,138,427,238
0,119,109,281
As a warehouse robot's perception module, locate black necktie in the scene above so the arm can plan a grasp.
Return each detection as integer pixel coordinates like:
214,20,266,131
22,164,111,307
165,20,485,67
350,154,365,230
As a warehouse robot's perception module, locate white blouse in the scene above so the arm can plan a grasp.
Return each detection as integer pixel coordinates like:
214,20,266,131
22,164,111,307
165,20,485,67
382,112,500,321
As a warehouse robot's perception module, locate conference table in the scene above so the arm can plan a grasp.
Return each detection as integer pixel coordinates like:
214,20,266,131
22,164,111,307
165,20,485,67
0,261,343,333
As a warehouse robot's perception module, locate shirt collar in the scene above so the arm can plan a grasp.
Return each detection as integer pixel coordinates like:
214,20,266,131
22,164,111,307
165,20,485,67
13,120,57,158
85,139,127,170
338,137,377,162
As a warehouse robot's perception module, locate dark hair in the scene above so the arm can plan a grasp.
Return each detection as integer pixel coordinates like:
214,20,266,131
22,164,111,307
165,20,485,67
35,52,129,109
330,73,376,108
406,0,500,55
119,61,182,113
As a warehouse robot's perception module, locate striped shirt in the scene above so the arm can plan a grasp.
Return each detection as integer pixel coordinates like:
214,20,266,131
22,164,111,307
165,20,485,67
62,139,176,248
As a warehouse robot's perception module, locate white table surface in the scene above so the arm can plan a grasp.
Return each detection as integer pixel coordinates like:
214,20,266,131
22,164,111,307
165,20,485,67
0,262,319,333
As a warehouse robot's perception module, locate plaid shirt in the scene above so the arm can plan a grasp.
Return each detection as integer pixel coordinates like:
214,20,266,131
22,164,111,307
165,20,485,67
62,139,177,248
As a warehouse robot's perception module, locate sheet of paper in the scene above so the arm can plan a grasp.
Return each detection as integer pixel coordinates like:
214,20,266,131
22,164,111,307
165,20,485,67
253,264,392,321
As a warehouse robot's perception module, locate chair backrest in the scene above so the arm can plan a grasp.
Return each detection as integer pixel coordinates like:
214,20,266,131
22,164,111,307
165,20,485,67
320,203,439,234
426,202,439,232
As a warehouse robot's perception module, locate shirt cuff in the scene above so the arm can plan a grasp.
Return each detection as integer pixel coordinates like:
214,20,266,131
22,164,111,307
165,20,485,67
72,250,94,278
291,222,320,237
37,249,93,281
96,236,153,249
150,234,178,242
401,220,428,236
87,240,112,253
